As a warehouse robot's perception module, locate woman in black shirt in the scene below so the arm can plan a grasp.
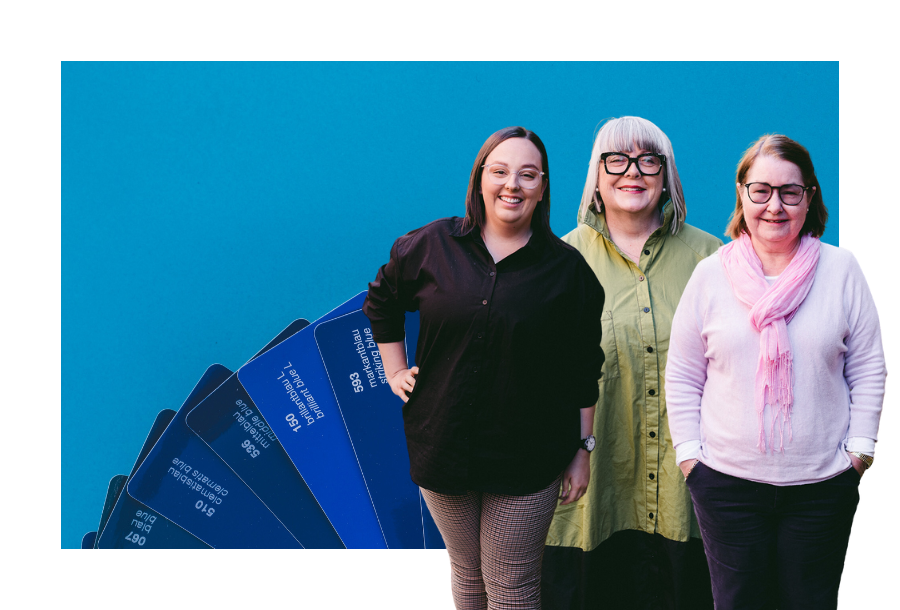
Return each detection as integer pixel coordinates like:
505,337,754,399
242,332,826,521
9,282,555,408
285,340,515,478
364,126,604,610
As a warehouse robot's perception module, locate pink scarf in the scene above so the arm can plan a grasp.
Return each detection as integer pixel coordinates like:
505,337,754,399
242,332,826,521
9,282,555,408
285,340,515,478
719,233,821,452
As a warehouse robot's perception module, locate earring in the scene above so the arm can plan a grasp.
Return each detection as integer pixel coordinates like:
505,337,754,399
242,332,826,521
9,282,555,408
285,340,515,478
662,186,667,192
594,190,604,213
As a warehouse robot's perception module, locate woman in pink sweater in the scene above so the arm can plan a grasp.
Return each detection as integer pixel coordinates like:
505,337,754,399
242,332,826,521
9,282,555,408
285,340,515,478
665,134,886,610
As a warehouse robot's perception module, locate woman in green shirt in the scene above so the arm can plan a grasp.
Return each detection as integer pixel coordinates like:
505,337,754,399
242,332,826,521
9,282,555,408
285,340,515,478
542,116,722,610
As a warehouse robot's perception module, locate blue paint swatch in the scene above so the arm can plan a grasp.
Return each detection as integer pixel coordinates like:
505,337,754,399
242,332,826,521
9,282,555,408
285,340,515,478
420,491,445,549
315,310,423,548
97,409,209,549
401,312,445,549
239,292,386,548
128,364,301,548
187,319,345,549
81,531,97,549
95,474,128,544
130,410,177,477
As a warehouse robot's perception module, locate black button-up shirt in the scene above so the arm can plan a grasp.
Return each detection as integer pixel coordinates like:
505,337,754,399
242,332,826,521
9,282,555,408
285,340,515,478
364,218,604,495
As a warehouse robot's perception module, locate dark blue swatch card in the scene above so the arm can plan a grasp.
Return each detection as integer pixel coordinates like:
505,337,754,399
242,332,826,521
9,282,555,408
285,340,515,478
97,409,210,549
128,364,301,548
400,312,445,549
132,410,178,475
81,531,97,549
403,310,421,370
96,474,128,542
315,310,423,548
420,490,445,549
186,319,345,549
238,292,386,548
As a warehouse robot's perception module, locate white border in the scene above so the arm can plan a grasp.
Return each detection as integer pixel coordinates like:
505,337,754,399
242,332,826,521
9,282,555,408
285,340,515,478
5,3,892,608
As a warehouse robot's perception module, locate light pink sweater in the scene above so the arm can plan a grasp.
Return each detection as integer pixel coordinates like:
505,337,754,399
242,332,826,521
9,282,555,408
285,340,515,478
666,243,886,485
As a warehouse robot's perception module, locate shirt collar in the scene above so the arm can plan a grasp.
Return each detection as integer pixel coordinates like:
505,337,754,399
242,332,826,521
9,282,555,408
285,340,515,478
579,197,675,240
448,217,475,238
449,217,546,254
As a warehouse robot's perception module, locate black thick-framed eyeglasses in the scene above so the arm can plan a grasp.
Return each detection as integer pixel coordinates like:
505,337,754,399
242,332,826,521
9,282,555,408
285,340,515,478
600,152,666,176
742,182,814,206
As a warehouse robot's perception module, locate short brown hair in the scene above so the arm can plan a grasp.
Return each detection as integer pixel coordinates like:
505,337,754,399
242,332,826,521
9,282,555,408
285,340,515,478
726,134,828,240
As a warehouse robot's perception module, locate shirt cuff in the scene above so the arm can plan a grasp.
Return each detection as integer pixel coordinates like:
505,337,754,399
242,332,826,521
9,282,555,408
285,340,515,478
674,439,701,465
846,436,876,456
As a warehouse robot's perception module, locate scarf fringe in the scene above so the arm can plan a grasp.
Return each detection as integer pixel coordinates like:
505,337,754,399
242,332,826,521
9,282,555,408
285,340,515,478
759,352,794,453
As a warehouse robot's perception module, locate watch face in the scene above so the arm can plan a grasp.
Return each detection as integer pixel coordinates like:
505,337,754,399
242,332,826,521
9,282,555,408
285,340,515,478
584,436,596,451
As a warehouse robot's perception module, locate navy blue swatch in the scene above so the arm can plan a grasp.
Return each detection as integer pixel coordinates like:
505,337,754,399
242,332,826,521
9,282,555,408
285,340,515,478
81,531,97,549
403,311,421,370
97,409,209,549
128,364,301,548
239,292,385,548
96,474,128,542
316,309,423,548
187,319,345,549
421,490,445,549
130,410,177,476
401,312,445,549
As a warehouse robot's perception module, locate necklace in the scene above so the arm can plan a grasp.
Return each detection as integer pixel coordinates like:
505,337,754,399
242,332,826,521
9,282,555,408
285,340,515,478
610,236,645,264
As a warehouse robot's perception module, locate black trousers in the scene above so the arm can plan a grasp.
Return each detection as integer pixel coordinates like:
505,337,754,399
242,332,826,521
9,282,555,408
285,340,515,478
542,529,713,610
687,462,860,610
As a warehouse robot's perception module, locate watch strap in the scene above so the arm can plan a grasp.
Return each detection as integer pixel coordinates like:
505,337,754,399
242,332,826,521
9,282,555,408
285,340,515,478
579,435,596,453
849,451,874,469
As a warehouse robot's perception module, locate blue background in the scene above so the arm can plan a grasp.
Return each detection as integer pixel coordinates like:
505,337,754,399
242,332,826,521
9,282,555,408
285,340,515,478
62,62,838,548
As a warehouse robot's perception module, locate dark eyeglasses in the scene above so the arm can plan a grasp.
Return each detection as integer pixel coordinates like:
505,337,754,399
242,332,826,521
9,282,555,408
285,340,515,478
600,152,666,176
742,182,814,206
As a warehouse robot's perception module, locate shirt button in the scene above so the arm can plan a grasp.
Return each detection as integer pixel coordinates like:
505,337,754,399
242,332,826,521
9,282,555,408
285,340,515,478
477,333,484,339
643,307,650,313
473,367,478,373
649,473,655,480
639,275,645,281
646,346,653,353
649,513,654,519
482,299,488,305
649,431,656,438
489,271,495,277
644,249,650,255
648,389,656,396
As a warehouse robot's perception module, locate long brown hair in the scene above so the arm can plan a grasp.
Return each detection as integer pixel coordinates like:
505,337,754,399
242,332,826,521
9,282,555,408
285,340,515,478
461,126,558,246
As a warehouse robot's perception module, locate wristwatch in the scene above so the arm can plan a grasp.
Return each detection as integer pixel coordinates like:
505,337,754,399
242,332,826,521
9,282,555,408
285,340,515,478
578,435,596,453
849,451,874,470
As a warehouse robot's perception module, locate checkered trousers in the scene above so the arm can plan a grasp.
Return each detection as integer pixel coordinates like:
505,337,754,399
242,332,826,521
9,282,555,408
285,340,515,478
421,476,562,610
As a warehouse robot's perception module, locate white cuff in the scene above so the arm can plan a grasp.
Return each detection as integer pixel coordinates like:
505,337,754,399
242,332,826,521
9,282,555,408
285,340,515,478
675,439,701,465
846,437,876,456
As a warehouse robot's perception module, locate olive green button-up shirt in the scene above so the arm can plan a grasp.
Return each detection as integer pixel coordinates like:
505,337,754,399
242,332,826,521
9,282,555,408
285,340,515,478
546,202,722,550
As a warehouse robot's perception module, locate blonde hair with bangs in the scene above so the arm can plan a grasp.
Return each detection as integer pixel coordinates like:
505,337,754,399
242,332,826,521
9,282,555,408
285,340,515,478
577,116,686,235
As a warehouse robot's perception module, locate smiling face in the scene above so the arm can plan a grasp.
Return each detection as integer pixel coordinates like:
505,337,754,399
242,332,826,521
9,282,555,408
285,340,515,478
480,137,546,235
596,145,665,219
740,155,812,254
